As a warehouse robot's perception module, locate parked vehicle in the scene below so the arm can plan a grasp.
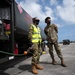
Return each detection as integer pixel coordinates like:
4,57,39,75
63,39,70,45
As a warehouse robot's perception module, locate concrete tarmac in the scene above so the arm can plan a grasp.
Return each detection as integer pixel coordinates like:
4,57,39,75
0,43,75,75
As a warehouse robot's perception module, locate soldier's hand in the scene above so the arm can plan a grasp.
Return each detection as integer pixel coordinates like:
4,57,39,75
51,38,56,43
42,38,46,41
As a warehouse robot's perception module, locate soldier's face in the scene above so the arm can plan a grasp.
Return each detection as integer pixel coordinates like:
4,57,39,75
35,18,40,25
47,19,51,24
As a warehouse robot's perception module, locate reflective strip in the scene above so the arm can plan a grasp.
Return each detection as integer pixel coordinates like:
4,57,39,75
32,40,42,43
32,38,41,39
32,32,40,34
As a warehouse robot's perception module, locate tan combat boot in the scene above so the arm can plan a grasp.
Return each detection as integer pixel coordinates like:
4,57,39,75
32,64,38,74
36,64,44,70
52,60,57,65
61,59,67,67
52,58,57,65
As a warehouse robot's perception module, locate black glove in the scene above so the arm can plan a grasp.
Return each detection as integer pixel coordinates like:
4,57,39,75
42,38,46,41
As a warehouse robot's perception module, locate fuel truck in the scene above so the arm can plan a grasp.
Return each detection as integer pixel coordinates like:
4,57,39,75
0,0,46,63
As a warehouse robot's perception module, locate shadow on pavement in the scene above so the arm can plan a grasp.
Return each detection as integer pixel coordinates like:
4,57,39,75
40,61,51,64
40,61,61,66
18,64,32,73
0,71,9,75
0,56,30,71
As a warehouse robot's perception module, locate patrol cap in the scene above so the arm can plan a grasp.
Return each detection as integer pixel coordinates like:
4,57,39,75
45,17,51,23
32,17,40,23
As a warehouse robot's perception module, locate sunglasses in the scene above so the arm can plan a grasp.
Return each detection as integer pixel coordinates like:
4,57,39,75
35,20,40,22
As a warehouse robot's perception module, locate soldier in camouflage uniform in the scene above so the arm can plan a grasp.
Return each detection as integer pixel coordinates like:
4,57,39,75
44,17,66,67
28,17,43,74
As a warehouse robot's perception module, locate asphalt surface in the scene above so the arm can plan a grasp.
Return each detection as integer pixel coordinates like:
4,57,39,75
0,43,75,75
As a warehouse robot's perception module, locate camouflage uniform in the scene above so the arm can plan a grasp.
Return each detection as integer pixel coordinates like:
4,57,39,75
28,24,42,64
44,24,63,59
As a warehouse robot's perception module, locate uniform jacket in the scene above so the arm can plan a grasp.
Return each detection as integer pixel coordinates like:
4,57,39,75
44,24,58,43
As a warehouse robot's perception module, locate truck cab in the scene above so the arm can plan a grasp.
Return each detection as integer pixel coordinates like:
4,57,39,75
63,39,70,45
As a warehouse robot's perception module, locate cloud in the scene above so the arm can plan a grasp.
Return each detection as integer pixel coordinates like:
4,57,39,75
41,0,45,4
56,23,64,27
56,0,75,24
50,0,58,5
16,0,55,22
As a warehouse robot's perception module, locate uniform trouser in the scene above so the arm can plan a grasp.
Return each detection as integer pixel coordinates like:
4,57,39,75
31,43,42,64
47,42,63,59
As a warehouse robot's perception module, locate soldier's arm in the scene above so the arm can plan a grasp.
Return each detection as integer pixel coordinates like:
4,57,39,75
55,25,58,33
38,26,42,41
44,27,48,36
53,24,58,33
28,25,33,41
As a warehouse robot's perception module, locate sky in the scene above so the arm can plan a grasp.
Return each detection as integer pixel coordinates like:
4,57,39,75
16,0,75,42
